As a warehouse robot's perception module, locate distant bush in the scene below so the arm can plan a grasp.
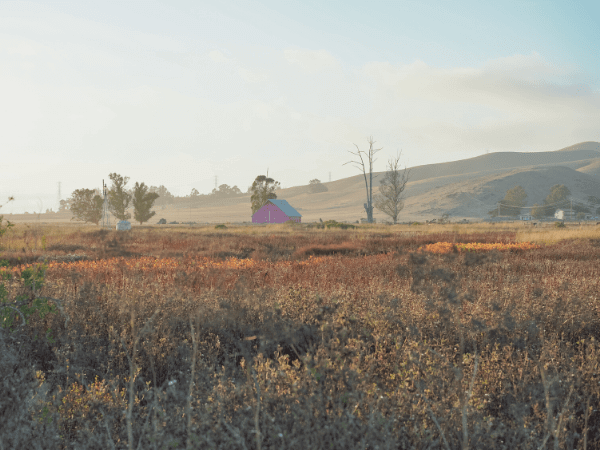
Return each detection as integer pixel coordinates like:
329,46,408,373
554,221,566,228
305,220,355,230
215,224,227,229
322,220,355,230
308,180,328,194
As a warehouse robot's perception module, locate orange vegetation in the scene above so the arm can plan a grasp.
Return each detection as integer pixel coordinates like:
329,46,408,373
419,241,541,254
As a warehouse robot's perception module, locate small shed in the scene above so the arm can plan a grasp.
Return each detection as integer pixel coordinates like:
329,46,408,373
252,199,302,224
519,214,532,221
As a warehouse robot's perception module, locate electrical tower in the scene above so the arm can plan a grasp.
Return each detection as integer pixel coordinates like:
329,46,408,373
100,180,111,229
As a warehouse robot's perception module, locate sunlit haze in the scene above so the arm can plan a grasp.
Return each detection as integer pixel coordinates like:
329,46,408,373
1,0,599,214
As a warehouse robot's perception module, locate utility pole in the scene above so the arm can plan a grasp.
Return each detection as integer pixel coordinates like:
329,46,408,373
214,176,217,190
101,180,110,229
57,182,61,211
571,198,573,220
329,172,331,182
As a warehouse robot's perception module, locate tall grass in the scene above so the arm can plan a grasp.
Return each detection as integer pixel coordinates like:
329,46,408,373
1,224,599,448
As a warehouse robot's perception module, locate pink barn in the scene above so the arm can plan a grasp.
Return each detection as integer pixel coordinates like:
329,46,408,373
252,199,302,224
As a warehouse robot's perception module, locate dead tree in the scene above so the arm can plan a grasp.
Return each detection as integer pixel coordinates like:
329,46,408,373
373,150,410,224
344,136,382,223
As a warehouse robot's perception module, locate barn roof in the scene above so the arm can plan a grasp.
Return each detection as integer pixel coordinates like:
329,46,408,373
267,199,302,217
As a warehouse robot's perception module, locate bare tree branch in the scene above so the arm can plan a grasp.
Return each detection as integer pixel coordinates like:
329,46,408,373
373,149,410,224
344,136,383,223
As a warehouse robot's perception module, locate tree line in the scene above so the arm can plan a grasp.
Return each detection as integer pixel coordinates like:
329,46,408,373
63,136,411,226
66,173,286,225
61,183,249,212
67,173,160,225
489,184,600,219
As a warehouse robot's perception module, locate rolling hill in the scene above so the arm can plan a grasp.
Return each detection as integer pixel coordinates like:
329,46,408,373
9,142,600,224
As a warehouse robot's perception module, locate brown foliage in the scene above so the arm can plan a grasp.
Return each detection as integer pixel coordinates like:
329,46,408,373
1,225,600,448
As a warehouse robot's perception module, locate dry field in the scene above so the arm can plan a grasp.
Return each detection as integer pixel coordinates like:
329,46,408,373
1,221,600,449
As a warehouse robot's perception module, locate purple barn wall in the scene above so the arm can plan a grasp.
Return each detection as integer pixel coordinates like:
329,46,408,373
252,203,301,224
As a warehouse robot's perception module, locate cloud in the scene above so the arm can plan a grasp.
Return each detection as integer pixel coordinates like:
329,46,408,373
283,48,339,73
1,3,598,209
208,50,232,64
238,67,266,83
1,38,38,56
357,52,600,155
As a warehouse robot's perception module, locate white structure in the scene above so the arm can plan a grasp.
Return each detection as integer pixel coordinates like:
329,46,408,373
116,220,131,231
519,214,532,221
555,209,575,220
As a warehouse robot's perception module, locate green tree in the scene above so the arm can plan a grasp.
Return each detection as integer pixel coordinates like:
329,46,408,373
531,203,546,219
108,173,132,221
344,136,382,223
58,199,71,211
132,182,160,225
149,185,174,207
250,173,280,214
373,150,410,224
69,189,104,224
489,185,527,217
212,184,243,197
587,195,600,207
543,184,571,216
308,179,328,194
572,202,590,214
0,197,15,243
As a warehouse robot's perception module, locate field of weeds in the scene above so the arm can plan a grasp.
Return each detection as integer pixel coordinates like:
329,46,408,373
1,222,600,449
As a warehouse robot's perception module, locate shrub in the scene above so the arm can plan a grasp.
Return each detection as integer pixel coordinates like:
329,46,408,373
554,221,566,228
0,261,58,341
323,220,356,230
215,224,227,229
4,224,600,448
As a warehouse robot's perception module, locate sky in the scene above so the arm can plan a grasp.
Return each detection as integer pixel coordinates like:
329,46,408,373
1,0,599,214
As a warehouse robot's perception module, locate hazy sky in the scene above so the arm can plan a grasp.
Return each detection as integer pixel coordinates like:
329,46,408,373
1,0,599,213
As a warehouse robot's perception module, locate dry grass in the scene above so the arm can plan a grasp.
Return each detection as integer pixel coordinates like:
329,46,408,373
1,223,600,449
517,223,600,244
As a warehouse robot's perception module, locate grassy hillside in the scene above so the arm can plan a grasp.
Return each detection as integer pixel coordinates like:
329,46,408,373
6,142,600,224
